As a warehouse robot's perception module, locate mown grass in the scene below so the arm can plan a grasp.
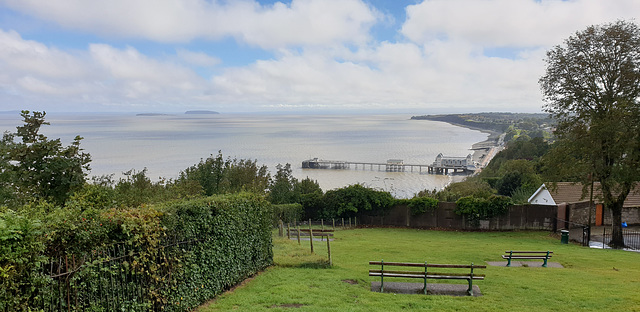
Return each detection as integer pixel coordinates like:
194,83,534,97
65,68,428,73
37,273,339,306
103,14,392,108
196,228,640,312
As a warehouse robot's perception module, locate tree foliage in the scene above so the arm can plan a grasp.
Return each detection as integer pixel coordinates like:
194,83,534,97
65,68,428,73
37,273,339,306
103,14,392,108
539,20,640,248
321,184,394,219
455,195,512,226
178,151,270,196
0,111,91,206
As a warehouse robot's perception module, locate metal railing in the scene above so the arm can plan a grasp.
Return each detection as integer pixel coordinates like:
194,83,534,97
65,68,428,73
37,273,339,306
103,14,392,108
32,236,203,312
601,227,640,250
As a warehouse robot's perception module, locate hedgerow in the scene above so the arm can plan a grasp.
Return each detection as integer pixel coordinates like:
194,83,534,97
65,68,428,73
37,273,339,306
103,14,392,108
0,192,273,311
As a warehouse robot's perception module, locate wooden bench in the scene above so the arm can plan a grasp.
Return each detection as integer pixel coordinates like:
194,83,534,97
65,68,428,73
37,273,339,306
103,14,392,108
369,260,485,296
502,251,553,267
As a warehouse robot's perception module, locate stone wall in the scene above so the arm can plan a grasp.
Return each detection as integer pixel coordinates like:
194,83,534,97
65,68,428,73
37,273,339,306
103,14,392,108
568,202,640,226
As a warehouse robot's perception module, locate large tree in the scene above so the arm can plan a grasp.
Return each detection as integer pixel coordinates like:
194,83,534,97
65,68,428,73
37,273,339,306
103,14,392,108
539,21,640,248
0,111,91,206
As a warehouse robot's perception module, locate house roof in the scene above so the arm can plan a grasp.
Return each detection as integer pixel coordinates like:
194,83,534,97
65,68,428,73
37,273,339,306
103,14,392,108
533,182,640,208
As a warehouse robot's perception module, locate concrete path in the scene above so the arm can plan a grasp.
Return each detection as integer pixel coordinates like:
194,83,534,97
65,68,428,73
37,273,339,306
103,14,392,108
370,282,483,297
486,261,564,268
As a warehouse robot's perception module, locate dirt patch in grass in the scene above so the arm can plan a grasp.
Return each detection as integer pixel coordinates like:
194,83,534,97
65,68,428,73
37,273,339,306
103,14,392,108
342,279,358,285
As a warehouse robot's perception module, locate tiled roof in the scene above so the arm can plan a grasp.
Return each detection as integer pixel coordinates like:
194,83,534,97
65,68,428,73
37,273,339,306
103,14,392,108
545,182,640,208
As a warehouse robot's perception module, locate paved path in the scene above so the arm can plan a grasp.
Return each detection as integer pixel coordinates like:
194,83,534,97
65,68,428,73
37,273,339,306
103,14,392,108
370,282,482,297
486,261,563,268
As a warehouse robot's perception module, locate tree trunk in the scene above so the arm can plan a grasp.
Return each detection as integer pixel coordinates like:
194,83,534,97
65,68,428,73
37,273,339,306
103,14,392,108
608,202,625,248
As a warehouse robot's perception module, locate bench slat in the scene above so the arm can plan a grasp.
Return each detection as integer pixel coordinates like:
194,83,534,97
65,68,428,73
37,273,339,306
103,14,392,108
502,255,551,259
368,261,486,269
369,272,485,280
369,270,486,278
369,261,425,267
504,251,553,254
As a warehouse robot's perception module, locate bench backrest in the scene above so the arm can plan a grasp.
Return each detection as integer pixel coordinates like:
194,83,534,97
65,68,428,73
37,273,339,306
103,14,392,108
504,251,553,254
369,261,486,270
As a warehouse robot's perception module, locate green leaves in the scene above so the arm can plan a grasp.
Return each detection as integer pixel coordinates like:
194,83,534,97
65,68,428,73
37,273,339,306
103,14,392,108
407,196,438,215
455,195,512,226
1,111,91,207
540,20,640,247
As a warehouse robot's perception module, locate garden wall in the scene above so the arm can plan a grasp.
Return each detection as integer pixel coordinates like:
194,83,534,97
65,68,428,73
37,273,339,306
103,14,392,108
569,202,640,227
359,202,557,231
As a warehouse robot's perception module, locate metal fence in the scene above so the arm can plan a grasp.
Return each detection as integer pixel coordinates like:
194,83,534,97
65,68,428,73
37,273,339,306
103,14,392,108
601,227,640,250
32,236,202,312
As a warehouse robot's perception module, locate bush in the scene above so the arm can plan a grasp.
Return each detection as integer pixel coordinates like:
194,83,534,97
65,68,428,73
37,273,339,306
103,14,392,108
321,184,394,219
0,211,48,311
455,195,512,226
407,197,439,215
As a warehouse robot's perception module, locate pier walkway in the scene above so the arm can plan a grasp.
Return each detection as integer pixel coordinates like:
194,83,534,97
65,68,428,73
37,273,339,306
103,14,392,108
302,157,475,175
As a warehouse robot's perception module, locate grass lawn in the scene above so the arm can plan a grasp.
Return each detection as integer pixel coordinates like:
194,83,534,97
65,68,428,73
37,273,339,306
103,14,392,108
196,228,640,312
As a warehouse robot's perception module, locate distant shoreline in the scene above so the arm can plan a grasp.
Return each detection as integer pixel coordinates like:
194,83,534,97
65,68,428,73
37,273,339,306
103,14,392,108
430,120,503,169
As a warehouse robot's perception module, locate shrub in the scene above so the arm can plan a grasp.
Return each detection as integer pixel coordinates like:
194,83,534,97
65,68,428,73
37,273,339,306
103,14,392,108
0,211,48,311
455,195,512,226
407,197,439,215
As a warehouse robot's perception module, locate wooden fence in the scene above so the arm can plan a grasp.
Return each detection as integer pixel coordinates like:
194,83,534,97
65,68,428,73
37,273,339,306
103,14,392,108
358,203,557,231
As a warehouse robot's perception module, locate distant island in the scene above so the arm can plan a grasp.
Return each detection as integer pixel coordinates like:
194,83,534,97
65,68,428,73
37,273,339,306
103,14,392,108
136,113,172,117
185,110,219,115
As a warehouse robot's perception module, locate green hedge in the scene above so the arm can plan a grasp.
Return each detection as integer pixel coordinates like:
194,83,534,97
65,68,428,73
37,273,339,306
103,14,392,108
0,192,273,311
161,193,273,311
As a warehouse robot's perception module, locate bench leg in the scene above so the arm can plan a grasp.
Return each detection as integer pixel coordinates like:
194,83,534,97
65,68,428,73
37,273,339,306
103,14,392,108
467,278,473,296
423,277,427,295
380,275,384,293
542,258,548,268
507,257,512,267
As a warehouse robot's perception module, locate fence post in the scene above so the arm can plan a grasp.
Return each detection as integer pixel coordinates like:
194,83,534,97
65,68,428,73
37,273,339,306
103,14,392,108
287,223,290,240
309,228,314,254
327,235,332,266
279,220,283,237
297,224,301,245
332,218,335,230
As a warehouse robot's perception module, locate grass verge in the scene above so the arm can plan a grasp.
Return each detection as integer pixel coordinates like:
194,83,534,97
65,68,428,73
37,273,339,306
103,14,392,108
196,228,640,312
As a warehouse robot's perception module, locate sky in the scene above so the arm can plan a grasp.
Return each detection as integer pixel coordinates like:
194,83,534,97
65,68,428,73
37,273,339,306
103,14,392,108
0,0,639,114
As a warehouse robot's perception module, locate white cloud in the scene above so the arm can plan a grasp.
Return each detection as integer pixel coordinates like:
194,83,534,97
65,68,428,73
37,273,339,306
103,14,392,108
402,0,640,47
0,29,212,110
0,29,90,79
176,49,220,67
1,0,380,49
1,0,639,113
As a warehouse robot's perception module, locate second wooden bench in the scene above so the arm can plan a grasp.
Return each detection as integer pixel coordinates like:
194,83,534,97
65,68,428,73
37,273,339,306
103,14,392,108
368,260,485,296
502,251,553,267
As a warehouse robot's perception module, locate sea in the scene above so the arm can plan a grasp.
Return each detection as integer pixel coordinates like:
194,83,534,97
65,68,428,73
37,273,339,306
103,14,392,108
0,112,488,198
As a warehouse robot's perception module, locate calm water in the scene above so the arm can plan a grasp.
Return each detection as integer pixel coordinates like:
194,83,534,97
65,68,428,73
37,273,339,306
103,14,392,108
0,112,488,198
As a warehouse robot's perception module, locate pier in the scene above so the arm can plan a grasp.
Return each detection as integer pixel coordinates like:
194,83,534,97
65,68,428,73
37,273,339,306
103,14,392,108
302,155,476,175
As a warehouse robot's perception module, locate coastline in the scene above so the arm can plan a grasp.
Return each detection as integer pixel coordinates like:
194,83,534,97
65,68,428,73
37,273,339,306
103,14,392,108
437,121,504,170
